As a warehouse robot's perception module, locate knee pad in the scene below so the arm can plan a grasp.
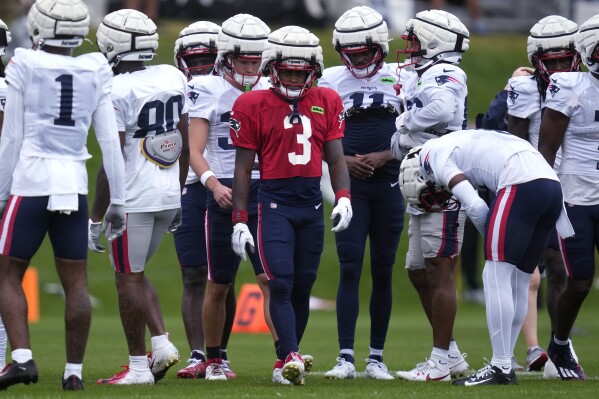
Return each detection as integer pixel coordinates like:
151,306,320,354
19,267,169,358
371,249,397,269
269,277,293,301
336,241,364,263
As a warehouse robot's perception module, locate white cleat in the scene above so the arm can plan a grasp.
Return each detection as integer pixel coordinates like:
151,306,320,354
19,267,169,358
543,358,560,379
272,367,292,385
448,352,470,378
149,340,180,382
364,359,394,380
282,352,305,385
205,363,227,381
97,366,155,385
324,357,356,379
396,358,451,382
302,354,314,373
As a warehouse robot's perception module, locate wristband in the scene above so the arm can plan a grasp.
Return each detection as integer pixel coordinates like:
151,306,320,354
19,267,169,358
335,189,351,202
200,170,215,186
232,209,248,223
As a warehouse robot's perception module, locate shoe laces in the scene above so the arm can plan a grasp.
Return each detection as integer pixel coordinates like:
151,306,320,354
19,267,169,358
473,363,494,379
222,360,232,371
334,357,351,368
207,363,224,376
365,359,389,372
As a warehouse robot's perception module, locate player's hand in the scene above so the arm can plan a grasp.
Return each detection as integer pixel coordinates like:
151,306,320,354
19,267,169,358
88,219,105,252
231,223,255,261
168,207,183,233
345,155,374,179
103,203,126,242
396,112,409,134
356,151,391,170
511,67,534,77
331,197,352,233
212,182,233,209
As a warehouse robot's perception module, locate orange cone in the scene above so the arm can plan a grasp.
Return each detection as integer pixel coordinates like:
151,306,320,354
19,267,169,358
22,267,39,323
232,283,270,334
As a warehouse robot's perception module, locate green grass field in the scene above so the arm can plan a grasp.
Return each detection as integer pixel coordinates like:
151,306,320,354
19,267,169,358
3,19,598,397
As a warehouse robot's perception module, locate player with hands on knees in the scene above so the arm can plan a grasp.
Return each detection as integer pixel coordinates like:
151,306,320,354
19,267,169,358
91,8,189,386
231,25,351,385
0,0,126,391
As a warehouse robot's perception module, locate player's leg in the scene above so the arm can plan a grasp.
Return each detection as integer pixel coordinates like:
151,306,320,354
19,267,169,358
365,180,403,379
0,196,50,389
405,214,432,324
521,267,548,371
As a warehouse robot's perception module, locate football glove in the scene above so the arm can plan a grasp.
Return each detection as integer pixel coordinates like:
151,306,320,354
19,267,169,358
331,197,353,233
231,223,255,261
103,203,126,242
88,219,105,252
167,207,183,233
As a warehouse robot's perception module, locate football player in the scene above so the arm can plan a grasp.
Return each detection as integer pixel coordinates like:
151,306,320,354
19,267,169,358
0,0,126,391
398,129,573,386
391,9,470,382
507,15,581,376
537,13,599,382
0,17,10,372
230,25,352,385
172,20,232,380
91,9,189,385
185,14,279,381
318,6,407,380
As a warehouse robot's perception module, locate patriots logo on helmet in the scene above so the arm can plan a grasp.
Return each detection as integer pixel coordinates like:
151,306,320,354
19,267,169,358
434,75,460,86
187,91,199,105
422,151,433,177
507,85,519,104
230,117,241,137
548,84,560,98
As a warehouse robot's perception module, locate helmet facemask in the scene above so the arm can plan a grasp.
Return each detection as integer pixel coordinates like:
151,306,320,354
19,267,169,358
532,45,581,81
269,58,318,99
222,51,263,90
397,27,425,70
177,45,218,79
339,41,384,79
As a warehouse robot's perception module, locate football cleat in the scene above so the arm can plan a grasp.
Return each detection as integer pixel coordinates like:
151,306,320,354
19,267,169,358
547,339,586,381
205,362,227,381
272,360,292,385
543,358,560,379
448,352,470,378
62,375,83,391
222,360,237,379
97,366,154,385
396,358,450,382
176,358,207,379
324,357,356,379
302,354,314,373
282,352,305,385
149,340,180,382
365,359,394,380
453,364,517,386
526,346,548,371
0,360,39,390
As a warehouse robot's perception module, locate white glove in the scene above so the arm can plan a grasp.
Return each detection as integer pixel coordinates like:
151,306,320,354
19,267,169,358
331,197,353,233
168,207,183,233
88,219,105,252
103,203,126,242
395,112,409,134
231,223,255,261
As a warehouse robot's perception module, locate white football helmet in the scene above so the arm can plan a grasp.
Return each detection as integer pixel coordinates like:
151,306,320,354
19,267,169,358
527,16,580,81
174,21,220,79
216,14,270,89
0,18,11,57
96,9,158,68
27,0,90,49
577,14,599,73
262,25,323,100
398,9,469,71
333,6,388,79
399,147,456,212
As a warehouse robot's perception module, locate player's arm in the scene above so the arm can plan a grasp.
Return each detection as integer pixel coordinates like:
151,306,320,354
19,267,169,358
0,84,24,209
232,147,255,214
507,114,530,140
189,117,232,208
177,113,190,191
447,172,488,236
402,88,458,132
324,138,353,232
538,108,568,168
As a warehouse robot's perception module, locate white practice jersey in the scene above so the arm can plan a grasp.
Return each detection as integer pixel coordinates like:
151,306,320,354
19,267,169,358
186,76,267,179
112,64,188,212
401,63,468,147
2,49,112,196
420,130,558,193
543,71,599,205
0,76,6,112
319,63,412,114
507,75,561,170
